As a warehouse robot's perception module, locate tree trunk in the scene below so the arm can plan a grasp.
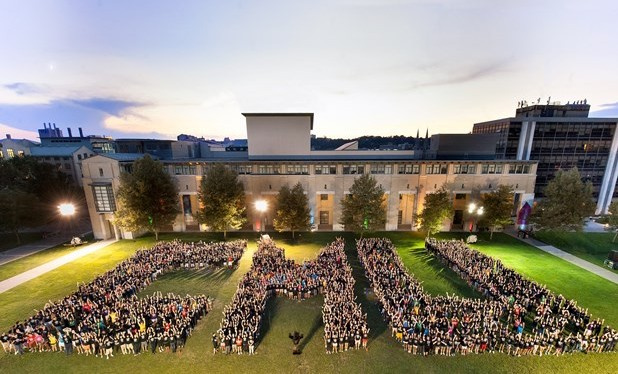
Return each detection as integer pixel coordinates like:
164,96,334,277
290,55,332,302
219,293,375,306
224,230,227,240
613,231,617,243
154,230,159,241
292,230,295,240
14,229,21,245
490,228,494,240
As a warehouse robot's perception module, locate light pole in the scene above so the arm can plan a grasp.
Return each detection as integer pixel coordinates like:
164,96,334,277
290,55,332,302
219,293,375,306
58,203,79,245
255,199,268,234
468,203,484,232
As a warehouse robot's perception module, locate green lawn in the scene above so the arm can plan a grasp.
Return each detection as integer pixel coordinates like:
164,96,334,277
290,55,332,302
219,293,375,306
0,244,82,282
0,232,43,252
0,231,616,373
534,231,618,271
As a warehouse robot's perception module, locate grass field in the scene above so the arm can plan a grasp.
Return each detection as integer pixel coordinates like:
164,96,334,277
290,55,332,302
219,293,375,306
533,231,618,271
0,231,616,373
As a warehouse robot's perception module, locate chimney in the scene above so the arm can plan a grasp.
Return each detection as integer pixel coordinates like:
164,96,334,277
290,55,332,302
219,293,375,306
67,127,73,137
78,127,84,137
53,123,57,129
6,134,11,139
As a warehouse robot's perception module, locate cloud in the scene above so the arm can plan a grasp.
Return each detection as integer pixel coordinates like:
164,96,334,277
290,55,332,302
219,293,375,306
69,98,146,117
0,122,39,140
591,102,618,118
3,82,46,95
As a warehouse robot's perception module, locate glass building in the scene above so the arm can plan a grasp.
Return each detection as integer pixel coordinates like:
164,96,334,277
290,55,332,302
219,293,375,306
473,102,618,213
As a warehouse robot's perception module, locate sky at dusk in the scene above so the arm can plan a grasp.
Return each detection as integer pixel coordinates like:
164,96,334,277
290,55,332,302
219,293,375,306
1,0,617,141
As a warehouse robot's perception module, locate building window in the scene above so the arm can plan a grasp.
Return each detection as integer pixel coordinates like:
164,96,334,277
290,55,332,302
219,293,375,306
230,164,252,175
7,148,14,158
257,164,280,174
319,211,329,225
426,164,447,174
370,164,392,174
509,164,530,174
398,164,420,174
18,150,24,157
453,164,476,174
398,210,403,225
77,154,82,160
455,193,467,200
315,165,337,175
0,150,3,159
343,164,365,174
481,164,503,174
99,168,104,177
285,164,309,175
320,194,329,201
92,185,116,212
174,165,197,175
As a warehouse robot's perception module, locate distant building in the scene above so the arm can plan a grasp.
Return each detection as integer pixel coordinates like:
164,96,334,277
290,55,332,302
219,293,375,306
82,113,537,240
473,101,618,213
0,135,37,159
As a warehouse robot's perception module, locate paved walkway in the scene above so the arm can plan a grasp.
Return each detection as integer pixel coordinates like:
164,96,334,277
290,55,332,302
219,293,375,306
0,231,92,266
0,239,117,294
507,231,618,284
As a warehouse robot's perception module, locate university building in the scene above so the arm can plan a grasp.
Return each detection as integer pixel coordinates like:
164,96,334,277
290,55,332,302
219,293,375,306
81,113,537,240
473,101,618,213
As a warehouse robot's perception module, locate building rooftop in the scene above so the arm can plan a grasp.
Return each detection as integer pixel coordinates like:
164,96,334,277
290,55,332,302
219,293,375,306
29,146,83,157
242,113,314,130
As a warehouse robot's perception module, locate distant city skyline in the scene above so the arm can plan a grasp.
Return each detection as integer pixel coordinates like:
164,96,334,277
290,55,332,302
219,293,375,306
1,0,617,141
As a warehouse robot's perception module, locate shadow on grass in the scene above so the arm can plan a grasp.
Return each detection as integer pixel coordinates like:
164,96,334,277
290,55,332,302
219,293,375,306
343,237,388,343
297,313,323,352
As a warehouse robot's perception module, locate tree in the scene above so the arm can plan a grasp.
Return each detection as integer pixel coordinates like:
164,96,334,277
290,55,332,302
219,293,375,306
479,184,514,240
0,156,80,221
0,188,44,244
339,174,386,236
418,186,453,237
197,164,246,239
273,182,311,239
114,155,180,240
607,201,618,242
531,167,595,231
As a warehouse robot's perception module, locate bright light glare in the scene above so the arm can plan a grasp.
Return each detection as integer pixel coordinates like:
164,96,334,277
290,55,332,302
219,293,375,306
468,203,476,213
477,207,484,215
58,203,76,216
255,200,268,212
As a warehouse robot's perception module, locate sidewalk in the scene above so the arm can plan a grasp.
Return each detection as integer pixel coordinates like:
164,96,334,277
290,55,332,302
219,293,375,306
0,231,92,266
507,230,618,284
0,239,117,294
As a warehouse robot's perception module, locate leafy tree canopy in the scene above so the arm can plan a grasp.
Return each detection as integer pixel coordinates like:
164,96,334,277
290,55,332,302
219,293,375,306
418,186,453,237
531,167,595,231
114,155,179,240
0,187,45,244
273,182,311,238
197,164,246,238
479,184,514,239
339,174,386,236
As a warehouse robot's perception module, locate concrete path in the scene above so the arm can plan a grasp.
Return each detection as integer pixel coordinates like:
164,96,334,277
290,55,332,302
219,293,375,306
0,239,117,294
508,232,618,284
0,232,92,266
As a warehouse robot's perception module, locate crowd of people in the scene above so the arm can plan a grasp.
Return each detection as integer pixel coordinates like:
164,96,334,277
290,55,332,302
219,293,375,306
1,240,247,357
215,238,368,354
357,237,617,356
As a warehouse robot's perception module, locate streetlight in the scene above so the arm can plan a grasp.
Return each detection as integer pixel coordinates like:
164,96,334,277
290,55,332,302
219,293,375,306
468,203,483,232
58,203,76,216
255,199,268,233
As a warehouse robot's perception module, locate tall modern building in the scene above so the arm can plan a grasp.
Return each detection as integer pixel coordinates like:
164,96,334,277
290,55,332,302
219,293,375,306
473,102,618,213
81,113,537,240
